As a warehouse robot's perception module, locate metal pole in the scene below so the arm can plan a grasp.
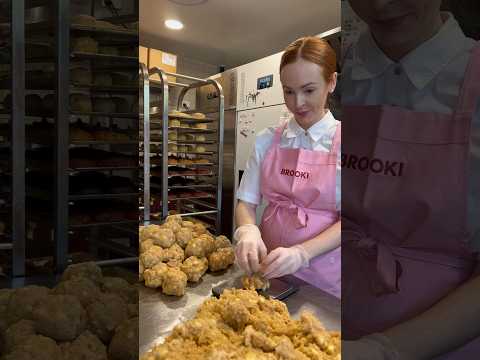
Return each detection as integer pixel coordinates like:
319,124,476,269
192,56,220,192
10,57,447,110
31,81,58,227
54,0,70,273
211,79,225,235
11,0,25,277
140,63,150,224
149,68,169,221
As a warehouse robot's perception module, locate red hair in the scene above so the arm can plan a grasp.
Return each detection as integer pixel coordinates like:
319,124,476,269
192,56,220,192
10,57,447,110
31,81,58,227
280,36,337,82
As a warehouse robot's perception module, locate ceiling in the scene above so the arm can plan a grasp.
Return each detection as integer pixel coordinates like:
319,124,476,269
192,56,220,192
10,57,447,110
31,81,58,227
140,0,341,70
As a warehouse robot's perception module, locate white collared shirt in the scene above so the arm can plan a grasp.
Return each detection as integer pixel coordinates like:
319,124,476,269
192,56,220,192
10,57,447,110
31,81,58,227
341,12,480,251
237,110,341,211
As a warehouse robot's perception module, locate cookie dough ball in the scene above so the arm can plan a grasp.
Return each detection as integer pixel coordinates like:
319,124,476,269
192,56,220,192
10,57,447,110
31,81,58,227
175,227,193,248
198,233,216,255
162,268,187,296
208,247,235,272
192,112,206,120
151,227,175,248
139,262,144,282
32,294,87,341
143,263,168,289
139,238,154,254
184,237,206,258
0,289,14,332
242,274,270,291
181,256,208,282
193,123,207,130
4,335,62,360
192,223,207,236
163,220,181,234
214,235,231,250
86,293,128,344
169,119,181,127
181,220,195,229
185,234,215,258
166,259,183,269
53,277,102,307
102,277,138,304
0,288,13,307
61,262,103,285
3,320,36,354
6,286,50,325
140,224,158,241
108,317,139,360
60,330,107,360
164,243,185,263
140,246,165,269
165,214,182,225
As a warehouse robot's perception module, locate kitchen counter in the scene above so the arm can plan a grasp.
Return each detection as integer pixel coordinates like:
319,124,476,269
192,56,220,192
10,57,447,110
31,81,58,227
139,265,341,356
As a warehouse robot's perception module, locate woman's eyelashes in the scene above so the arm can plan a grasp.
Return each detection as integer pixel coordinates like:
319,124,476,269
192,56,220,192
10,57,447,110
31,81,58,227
283,88,317,96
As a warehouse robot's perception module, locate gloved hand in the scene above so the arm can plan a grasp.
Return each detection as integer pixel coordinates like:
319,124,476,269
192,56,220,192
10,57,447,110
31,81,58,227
260,245,310,279
342,334,404,360
234,224,267,275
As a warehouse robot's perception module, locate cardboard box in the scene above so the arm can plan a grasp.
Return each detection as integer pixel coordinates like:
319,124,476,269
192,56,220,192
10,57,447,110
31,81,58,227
149,48,177,83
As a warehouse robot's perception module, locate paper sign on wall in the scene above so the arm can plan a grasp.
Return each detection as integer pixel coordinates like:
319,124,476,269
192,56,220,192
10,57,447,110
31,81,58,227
162,53,177,67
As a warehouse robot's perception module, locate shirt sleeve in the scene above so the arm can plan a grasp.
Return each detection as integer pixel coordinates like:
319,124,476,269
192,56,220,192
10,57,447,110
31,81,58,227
236,128,275,205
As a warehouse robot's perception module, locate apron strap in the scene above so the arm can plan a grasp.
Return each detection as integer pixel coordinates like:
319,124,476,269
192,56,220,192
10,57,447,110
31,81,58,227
455,42,480,115
331,122,341,154
272,121,288,146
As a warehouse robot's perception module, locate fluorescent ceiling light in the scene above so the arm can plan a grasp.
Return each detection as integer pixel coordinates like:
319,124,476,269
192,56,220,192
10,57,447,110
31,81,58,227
165,19,184,30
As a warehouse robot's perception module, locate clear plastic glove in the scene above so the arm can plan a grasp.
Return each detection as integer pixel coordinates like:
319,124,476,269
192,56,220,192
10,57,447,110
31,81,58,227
343,334,404,360
234,224,267,275
260,245,310,279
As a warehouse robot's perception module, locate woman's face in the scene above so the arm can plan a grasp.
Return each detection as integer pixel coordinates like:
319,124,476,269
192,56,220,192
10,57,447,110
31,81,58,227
348,0,442,50
280,58,336,128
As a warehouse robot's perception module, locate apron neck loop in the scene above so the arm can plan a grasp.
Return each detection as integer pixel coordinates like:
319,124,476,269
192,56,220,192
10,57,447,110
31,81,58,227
273,122,289,146
331,123,341,154
455,42,480,115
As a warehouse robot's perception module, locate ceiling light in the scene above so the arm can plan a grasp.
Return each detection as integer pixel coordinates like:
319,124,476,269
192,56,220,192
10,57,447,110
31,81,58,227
165,19,184,30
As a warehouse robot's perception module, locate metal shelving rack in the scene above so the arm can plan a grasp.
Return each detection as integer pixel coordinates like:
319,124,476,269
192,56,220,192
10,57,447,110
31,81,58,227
140,66,225,234
0,0,139,283
0,0,26,280
59,0,139,270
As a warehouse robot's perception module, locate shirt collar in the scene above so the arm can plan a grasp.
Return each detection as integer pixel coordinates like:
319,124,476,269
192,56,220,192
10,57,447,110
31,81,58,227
401,13,467,89
351,12,467,90
284,110,336,142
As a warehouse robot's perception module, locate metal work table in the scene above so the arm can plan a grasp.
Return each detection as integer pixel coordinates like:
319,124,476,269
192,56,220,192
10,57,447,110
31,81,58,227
139,265,341,356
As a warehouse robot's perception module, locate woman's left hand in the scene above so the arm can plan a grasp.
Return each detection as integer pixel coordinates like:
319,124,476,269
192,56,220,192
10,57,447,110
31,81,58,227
260,245,310,279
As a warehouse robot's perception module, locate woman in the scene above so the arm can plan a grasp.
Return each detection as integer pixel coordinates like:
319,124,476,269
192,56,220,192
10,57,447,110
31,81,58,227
234,36,341,298
341,0,480,358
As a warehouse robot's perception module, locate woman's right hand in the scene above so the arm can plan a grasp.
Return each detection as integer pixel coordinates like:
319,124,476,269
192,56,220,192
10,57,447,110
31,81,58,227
234,224,267,275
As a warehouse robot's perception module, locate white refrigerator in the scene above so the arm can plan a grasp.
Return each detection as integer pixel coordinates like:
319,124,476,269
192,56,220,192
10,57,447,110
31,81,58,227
234,51,292,226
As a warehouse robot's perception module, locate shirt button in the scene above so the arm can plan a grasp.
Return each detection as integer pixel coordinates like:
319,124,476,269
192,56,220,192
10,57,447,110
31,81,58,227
305,131,308,136
394,66,402,75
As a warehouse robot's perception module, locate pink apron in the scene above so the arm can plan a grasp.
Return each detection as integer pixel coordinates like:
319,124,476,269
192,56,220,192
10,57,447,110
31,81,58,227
259,121,341,298
342,43,480,358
